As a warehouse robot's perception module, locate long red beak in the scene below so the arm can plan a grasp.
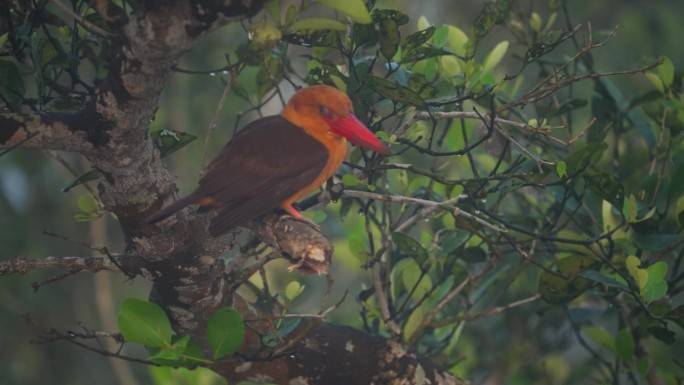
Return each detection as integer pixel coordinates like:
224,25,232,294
326,115,390,155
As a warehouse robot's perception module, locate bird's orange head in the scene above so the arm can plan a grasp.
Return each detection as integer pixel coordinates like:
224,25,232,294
281,85,389,155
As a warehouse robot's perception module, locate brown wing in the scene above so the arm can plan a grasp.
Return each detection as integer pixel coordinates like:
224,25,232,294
199,115,329,235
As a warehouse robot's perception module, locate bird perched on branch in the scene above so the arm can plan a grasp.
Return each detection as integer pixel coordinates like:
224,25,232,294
147,85,389,236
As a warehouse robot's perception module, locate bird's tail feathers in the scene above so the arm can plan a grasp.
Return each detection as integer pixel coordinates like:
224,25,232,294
146,192,203,224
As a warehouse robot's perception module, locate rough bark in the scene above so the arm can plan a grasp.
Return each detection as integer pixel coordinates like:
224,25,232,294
0,1,466,384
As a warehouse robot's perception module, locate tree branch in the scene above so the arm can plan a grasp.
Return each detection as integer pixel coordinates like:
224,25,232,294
0,255,142,277
0,111,104,154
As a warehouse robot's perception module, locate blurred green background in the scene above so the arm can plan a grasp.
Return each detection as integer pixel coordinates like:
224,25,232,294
1,1,682,384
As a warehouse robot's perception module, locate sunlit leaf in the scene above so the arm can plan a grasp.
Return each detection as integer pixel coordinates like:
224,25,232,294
482,40,508,73
319,0,372,24
285,281,304,301
77,194,98,214
445,25,469,56
342,173,361,187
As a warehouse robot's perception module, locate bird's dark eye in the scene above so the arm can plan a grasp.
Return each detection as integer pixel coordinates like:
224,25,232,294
319,105,333,118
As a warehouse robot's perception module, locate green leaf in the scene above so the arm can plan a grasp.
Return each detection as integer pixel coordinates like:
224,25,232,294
393,232,429,268
407,73,437,98
403,304,427,342
615,328,634,362
538,255,599,304
471,0,510,39
206,307,245,359
148,335,190,363
266,0,281,22
643,281,668,303
646,261,668,282
482,40,509,73
555,160,567,178
318,0,372,24
633,233,682,251
438,55,462,80
283,29,342,48
285,281,304,301
626,255,649,292
288,18,347,32
150,129,197,158
372,9,409,59
640,261,668,302
285,4,297,25
580,270,629,290
149,366,226,385
445,25,469,56
583,326,615,353
118,298,172,348
342,173,361,187
77,194,98,214
401,26,436,55
400,259,432,301
645,72,664,93
74,213,102,222
522,27,577,66
303,210,327,224
402,46,455,63
363,75,427,108
656,56,674,87
529,12,542,32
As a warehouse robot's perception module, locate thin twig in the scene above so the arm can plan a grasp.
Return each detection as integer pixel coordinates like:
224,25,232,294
202,69,238,168
43,230,108,254
430,295,541,327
